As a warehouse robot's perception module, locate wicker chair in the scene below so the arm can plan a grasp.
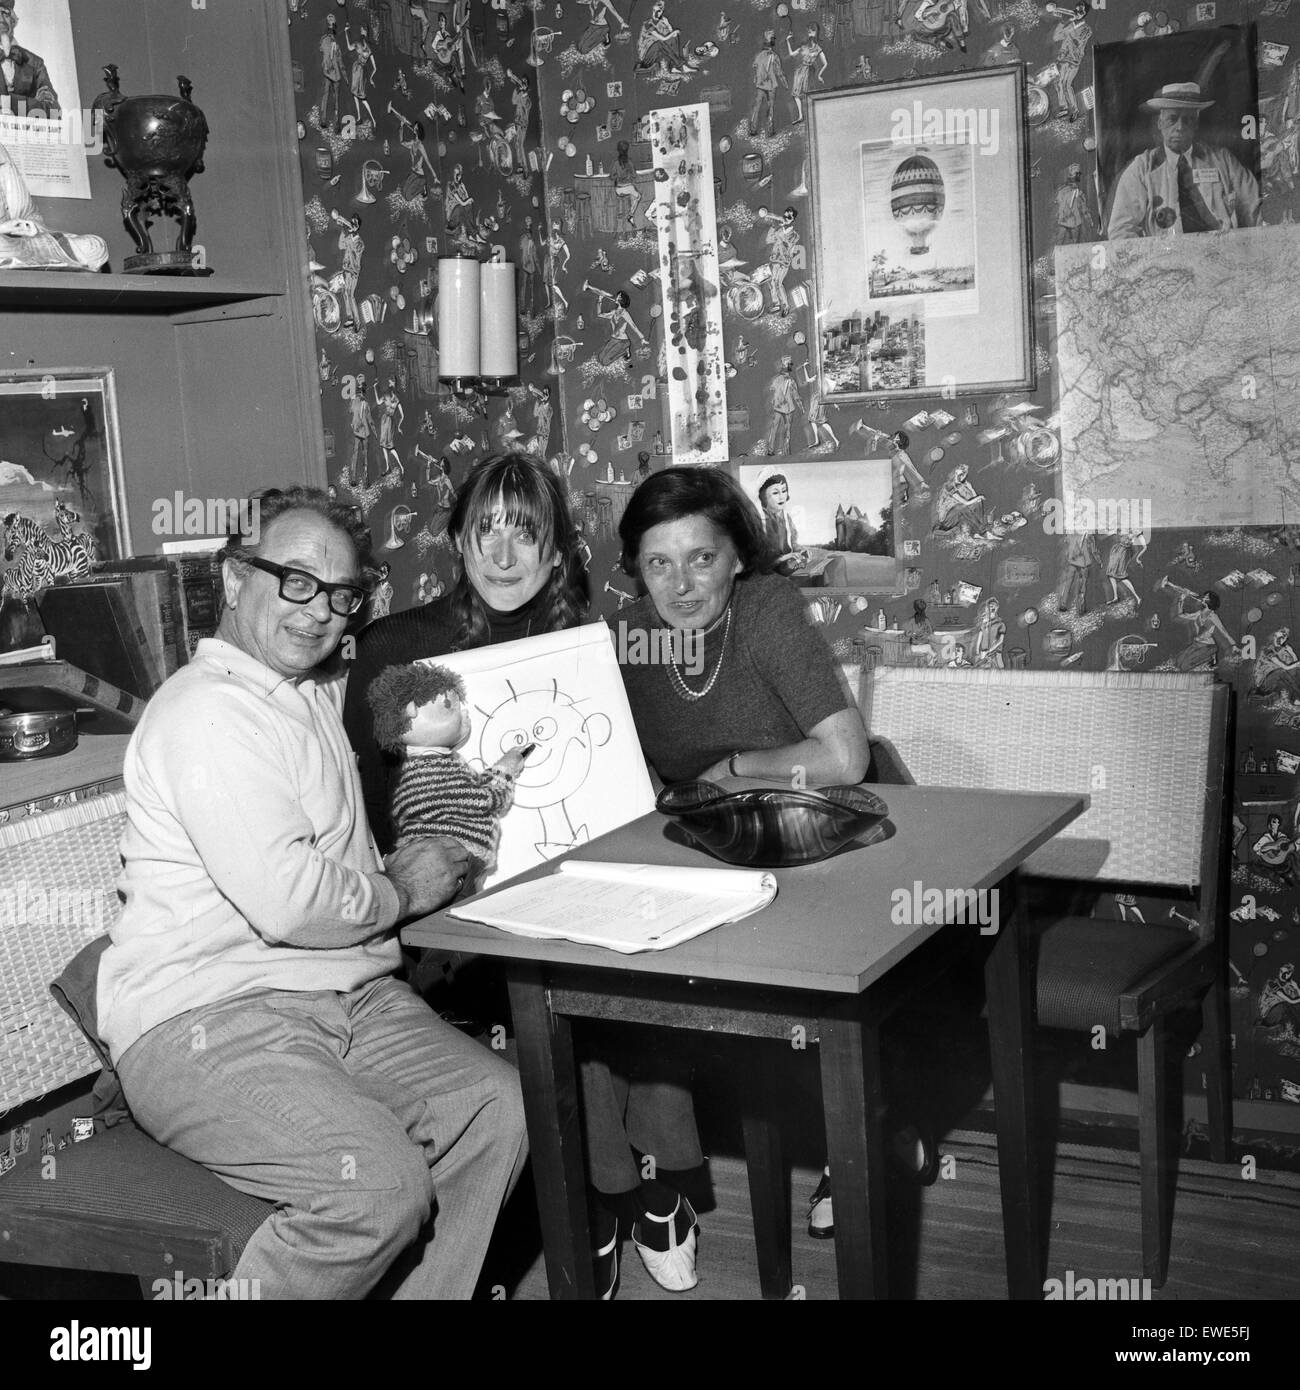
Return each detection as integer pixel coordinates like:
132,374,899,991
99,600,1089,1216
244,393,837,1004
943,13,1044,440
861,666,1234,1288
0,792,273,1295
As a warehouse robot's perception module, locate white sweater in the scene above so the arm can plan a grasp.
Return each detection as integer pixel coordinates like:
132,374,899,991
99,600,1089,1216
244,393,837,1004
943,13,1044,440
97,638,402,1064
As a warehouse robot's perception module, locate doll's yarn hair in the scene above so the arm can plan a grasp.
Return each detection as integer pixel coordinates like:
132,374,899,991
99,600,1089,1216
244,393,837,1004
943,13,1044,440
366,662,467,753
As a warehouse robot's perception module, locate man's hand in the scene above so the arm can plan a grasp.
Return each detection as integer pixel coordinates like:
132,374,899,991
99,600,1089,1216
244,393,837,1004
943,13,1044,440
385,836,470,919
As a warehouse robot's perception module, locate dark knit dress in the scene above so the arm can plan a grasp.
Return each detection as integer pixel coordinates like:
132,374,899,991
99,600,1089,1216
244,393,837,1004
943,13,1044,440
612,570,851,784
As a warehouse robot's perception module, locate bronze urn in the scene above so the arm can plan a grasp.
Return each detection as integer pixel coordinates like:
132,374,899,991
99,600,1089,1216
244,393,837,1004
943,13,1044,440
95,67,211,275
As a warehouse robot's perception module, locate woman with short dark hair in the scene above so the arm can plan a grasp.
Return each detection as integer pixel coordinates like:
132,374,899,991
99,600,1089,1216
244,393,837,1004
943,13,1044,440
614,465,865,785
584,465,868,1296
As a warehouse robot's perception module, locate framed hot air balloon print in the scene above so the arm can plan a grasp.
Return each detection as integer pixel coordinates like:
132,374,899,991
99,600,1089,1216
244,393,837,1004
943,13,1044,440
807,67,1034,403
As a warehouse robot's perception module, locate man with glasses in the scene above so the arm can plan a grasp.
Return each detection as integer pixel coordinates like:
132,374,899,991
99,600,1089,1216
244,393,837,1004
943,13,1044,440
96,487,527,1299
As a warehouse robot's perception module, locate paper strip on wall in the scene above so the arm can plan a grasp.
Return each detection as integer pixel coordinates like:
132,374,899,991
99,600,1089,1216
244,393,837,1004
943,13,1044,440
648,102,729,464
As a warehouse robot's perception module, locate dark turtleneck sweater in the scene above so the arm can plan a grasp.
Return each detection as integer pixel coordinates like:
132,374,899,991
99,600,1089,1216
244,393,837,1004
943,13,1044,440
343,588,551,852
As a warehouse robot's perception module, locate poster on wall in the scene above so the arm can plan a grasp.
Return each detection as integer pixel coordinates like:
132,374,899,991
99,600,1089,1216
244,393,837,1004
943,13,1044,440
648,102,729,464
0,0,91,199
807,67,1033,402
733,458,897,592
860,137,978,320
1055,224,1300,528
429,624,657,890
1093,26,1260,241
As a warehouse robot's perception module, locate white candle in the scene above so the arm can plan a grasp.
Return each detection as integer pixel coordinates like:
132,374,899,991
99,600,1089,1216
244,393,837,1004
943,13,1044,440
438,258,480,379
480,261,518,380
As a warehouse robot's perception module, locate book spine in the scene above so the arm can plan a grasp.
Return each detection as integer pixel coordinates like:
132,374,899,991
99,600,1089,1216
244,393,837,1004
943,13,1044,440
153,569,181,677
53,662,148,724
84,557,184,673
169,556,223,657
0,661,145,737
105,586,159,697
163,558,193,662
136,572,176,684
88,571,171,690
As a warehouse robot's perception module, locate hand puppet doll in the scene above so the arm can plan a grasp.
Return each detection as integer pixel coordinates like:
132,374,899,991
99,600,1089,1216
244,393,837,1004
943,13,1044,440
366,662,531,887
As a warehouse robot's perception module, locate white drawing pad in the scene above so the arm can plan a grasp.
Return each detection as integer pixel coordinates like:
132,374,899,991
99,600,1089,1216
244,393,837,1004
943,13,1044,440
428,622,656,888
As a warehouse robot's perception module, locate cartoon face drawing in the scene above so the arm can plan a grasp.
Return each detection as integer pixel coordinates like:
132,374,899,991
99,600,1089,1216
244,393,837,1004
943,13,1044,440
477,679,612,811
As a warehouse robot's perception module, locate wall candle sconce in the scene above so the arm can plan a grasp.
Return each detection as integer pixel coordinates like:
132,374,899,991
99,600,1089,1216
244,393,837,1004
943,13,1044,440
437,253,518,396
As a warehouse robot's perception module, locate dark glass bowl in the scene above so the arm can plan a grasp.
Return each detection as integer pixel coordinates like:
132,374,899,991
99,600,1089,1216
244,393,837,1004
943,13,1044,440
655,782,890,868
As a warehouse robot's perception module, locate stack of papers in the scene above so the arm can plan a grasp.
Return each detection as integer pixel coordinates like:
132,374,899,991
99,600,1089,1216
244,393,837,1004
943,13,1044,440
448,860,778,954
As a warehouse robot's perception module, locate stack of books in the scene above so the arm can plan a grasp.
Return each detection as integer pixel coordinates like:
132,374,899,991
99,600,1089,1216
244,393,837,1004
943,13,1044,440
29,544,226,700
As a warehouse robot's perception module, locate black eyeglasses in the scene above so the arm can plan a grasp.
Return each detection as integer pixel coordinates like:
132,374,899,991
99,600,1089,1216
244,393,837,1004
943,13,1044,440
244,557,370,616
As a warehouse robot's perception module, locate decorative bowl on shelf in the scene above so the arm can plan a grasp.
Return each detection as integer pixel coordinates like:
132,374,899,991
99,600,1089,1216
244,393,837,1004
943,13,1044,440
655,782,890,868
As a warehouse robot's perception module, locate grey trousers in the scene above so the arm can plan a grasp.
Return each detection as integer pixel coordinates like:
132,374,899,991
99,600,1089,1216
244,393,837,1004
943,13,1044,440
117,975,528,1299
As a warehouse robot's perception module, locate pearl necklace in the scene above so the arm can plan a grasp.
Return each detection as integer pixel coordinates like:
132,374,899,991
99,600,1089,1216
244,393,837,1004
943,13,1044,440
666,604,733,702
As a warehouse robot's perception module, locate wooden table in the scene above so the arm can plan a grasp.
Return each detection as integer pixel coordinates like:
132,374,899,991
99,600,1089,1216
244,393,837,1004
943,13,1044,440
404,783,1086,1300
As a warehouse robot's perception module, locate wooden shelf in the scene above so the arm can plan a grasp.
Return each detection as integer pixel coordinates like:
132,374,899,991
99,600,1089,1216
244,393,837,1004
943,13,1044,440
9,0,326,546
0,270,282,313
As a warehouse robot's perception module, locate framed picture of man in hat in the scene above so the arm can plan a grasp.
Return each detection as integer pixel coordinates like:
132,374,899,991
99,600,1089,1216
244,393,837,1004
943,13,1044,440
1093,27,1260,241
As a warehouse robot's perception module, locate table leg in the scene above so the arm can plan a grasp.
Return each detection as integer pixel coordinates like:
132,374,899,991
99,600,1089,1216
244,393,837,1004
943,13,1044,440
1137,1020,1173,1287
505,964,595,1299
818,998,889,1300
983,870,1044,1300
740,1067,791,1299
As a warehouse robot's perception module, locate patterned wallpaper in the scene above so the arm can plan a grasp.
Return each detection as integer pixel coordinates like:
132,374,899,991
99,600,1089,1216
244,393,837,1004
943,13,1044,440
288,0,1300,1107
288,0,557,622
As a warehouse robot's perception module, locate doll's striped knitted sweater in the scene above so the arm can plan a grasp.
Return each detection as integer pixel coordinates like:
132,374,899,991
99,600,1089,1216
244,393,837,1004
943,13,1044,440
390,748,515,862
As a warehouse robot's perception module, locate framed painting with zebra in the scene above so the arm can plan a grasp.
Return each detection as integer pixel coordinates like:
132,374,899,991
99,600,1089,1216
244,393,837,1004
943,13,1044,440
0,367,129,604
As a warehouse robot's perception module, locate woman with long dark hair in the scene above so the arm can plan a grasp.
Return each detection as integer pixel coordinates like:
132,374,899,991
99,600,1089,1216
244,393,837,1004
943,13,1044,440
344,452,587,853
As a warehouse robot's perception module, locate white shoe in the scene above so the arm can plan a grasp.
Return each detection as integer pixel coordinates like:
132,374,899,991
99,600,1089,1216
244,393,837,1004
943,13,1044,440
632,1195,699,1291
